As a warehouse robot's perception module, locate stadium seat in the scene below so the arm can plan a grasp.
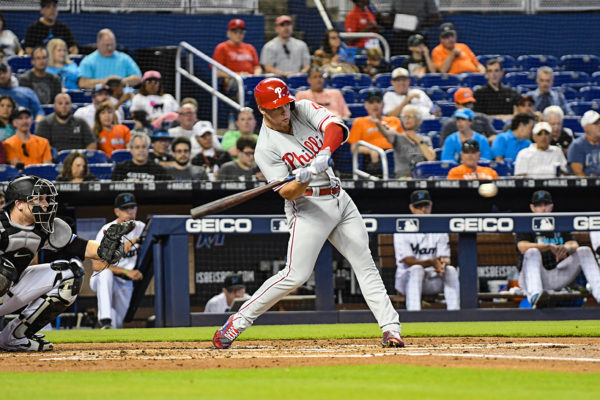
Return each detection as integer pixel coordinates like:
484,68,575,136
0,165,20,182
417,74,460,89
7,55,32,73
492,118,505,132
358,87,380,102
516,55,558,71
459,73,487,87
330,74,372,89
424,87,447,102
70,54,84,65
242,75,267,92
592,72,600,86
412,161,458,178
57,149,109,164
560,55,600,75
287,74,308,90
437,101,456,117
568,101,600,116
426,131,440,149
43,105,54,115
504,71,536,88
558,86,580,101
341,88,359,104
110,149,132,163
390,55,409,69
477,54,517,70
373,73,392,88
384,149,395,179
347,103,368,118
562,117,582,133
23,164,60,181
88,163,114,180
479,160,511,176
419,118,442,133
553,71,590,88
354,54,367,68
66,90,92,104
579,86,600,101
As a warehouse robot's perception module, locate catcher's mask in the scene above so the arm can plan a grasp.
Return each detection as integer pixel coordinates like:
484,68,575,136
6,176,58,233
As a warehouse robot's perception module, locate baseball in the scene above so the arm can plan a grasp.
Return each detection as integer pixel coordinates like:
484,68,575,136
478,183,498,198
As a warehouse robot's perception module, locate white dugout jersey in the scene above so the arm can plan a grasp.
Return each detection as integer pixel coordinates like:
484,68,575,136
393,232,451,275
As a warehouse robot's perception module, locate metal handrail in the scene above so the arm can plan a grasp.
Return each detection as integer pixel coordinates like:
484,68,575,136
175,41,244,131
352,140,389,180
339,32,390,62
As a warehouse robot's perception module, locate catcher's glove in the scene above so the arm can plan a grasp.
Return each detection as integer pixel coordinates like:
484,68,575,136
97,220,136,265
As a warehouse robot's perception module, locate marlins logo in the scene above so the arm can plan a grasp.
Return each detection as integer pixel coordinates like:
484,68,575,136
532,217,555,231
396,218,419,232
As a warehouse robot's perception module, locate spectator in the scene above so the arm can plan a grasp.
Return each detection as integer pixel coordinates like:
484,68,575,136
56,151,97,182
148,130,174,166
567,110,600,177
130,110,153,136
220,107,259,157
111,133,171,181
501,94,540,131
0,94,16,140
24,0,77,55
260,15,310,77
18,46,62,105
295,67,351,119
380,105,435,178
78,29,142,90
491,113,534,162
383,67,434,119
204,274,250,313
164,137,208,181
440,88,496,145
401,34,435,79
441,108,491,162
0,190,5,208
514,122,567,178
0,62,44,120
74,83,124,130
360,47,390,78
190,126,232,179
389,0,441,56
130,71,179,122
431,22,485,74
218,136,262,181
106,77,133,115
35,93,96,152
344,0,382,49
4,106,52,166
447,139,498,180
46,38,78,90
348,89,404,176
93,101,131,157
526,66,573,116
543,105,574,156
168,104,220,158
473,59,519,119
0,12,23,58
313,29,358,74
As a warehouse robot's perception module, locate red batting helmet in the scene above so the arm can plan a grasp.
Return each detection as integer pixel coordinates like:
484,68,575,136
254,78,295,109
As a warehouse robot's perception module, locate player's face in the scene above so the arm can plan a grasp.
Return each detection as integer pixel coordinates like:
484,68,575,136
409,202,432,215
115,206,137,222
236,111,256,134
537,72,553,93
260,103,291,132
0,98,14,120
391,77,409,94
530,202,553,213
172,143,190,164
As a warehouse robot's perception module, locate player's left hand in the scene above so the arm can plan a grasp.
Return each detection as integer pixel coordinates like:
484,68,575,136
310,149,331,174
97,221,136,265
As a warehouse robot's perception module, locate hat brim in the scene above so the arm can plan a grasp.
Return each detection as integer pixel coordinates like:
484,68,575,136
117,202,137,209
410,200,432,207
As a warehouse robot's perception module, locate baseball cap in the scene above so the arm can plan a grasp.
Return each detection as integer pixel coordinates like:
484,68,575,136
224,274,245,291
193,121,215,137
391,67,410,79
407,34,425,47
581,110,600,128
532,121,552,135
365,89,383,102
454,108,475,120
516,94,534,106
275,15,292,26
142,70,161,82
93,83,109,94
410,190,432,207
439,22,456,37
454,88,476,105
461,139,480,153
9,106,32,123
114,192,137,209
531,190,552,205
150,130,173,141
0,61,9,74
228,18,246,30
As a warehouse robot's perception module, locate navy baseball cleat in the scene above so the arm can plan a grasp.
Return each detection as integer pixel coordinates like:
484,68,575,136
213,315,241,349
531,290,550,309
382,330,405,348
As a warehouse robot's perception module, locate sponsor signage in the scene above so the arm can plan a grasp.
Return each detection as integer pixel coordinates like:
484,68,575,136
449,218,513,232
186,218,252,233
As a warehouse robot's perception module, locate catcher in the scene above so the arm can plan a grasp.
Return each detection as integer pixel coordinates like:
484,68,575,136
0,176,134,352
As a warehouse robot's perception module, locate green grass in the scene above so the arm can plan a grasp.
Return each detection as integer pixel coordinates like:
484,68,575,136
42,320,600,344
1,365,598,400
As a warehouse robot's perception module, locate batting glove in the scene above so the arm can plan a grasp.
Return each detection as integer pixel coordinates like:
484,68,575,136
310,149,331,174
294,167,313,183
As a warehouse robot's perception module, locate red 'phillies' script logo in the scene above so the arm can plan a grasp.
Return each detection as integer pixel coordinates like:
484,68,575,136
281,136,324,169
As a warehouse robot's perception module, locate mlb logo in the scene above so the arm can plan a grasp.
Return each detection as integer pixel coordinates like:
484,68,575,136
532,217,555,231
396,218,419,232
270,218,288,233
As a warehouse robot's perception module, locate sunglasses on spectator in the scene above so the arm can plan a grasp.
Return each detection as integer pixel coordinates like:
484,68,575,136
283,44,290,57
21,143,29,157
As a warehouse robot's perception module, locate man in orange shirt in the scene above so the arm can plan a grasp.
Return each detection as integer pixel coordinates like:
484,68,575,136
4,107,52,167
431,23,484,75
295,67,351,119
447,139,498,180
348,89,403,176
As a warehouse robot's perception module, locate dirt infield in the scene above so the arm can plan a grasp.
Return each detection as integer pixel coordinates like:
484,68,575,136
1,337,599,373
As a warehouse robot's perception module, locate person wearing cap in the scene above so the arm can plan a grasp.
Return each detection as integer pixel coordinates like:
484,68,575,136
18,46,62,105
260,15,311,77
168,104,221,159
0,62,45,121
190,124,232,179
491,113,534,162
204,274,251,313
34,93,96,152
431,22,484,74
295,66,351,120
402,34,435,79
74,83,124,130
360,46,390,78
515,190,600,309
473,59,520,119
220,107,260,157
212,18,262,81
514,121,567,178
567,110,600,177
111,132,171,182
440,87,496,146
543,106,574,156
441,108,491,162
383,67,434,119
78,29,141,90
164,136,208,181
148,130,174,166
447,139,497,180
217,136,263,182
4,106,52,167
90,192,146,328
526,66,573,116
393,190,460,311
130,70,179,122
344,0,382,49
24,0,78,56
93,101,131,157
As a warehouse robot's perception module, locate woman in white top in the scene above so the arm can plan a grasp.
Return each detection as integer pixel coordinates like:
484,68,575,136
130,70,179,122
46,38,79,90
0,12,22,58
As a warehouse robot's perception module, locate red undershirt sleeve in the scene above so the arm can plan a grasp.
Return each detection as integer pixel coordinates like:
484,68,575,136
322,123,344,153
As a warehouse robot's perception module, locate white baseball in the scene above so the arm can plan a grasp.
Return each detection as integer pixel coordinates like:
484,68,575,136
478,183,498,198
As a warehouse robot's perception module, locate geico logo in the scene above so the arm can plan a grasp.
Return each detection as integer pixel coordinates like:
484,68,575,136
186,218,252,233
363,218,377,232
573,216,600,230
449,218,513,232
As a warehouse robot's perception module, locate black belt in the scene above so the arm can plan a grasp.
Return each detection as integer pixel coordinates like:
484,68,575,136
304,186,340,197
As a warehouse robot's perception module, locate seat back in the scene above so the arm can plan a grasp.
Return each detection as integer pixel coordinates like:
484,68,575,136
560,55,600,75
347,103,368,118
516,54,558,71
22,164,60,181
110,149,133,163
88,163,114,180
373,73,392,88
390,55,408,69
330,73,372,89
287,74,308,89
417,73,460,89
413,161,458,178
0,165,20,182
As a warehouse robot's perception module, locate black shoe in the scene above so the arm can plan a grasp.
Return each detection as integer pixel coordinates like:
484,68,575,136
100,318,112,329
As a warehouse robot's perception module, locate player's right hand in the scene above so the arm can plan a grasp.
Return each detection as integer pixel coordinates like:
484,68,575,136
294,167,313,183
311,149,331,174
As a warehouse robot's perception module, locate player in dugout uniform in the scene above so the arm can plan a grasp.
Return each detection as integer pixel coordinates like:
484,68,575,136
213,78,403,349
0,176,133,351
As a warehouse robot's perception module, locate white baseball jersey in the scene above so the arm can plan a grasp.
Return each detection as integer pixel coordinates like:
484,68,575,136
393,233,451,273
204,292,251,313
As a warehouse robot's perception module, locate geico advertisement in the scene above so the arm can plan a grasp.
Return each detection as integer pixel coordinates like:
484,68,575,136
449,217,514,232
186,218,252,233
573,216,600,230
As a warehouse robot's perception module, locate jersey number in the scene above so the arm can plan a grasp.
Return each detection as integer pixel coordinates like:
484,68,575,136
311,102,324,110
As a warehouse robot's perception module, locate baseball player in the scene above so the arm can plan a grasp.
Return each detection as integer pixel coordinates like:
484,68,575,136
90,193,145,329
0,176,133,351
393,190,460,311
516,190,600,308
213,78,403,349
204,274,251,313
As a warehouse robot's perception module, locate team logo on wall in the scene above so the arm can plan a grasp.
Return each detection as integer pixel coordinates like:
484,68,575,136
270,218,289,232
396,218,419,232
532,217,555,231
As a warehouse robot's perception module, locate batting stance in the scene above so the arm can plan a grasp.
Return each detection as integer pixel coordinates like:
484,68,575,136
213,78,403,349
393,190,460,311
0,176,134,351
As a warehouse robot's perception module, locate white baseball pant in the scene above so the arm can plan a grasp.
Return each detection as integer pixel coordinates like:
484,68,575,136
396,265,460,311
89,269,134,329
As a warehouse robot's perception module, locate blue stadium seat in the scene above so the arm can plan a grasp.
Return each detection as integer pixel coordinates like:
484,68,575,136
434,148,442,160
330,74,372,89
373,73,392,88
419,118,442,133
385,149,395,179
287,74,308,89
57,149,109,164
437,101,456,117
66,90,92,104
413,161,458,178
242,75,268,92
0,165,20,182
568,101,600,116
492,118,505,131
7,56,32,73
562,117,582,132
88,163,114,180
417,74,460,89
347,103,367,118
553,71,590,88
354,54,367,67
426,131,440,149
358,87,380,102
390,55,409,69
43,105,54,115
70,54,84,65
341,88,359,104
331,142,353,174
558,86,580,101
504,71,536,88
592,72,600,86
480,160,511,176
110,149,132,163
22,164,60,181
424,87,447,102
477,54,517,70
516,55,558,71
459,73,487,87
560,55,600,75
579,86,600,101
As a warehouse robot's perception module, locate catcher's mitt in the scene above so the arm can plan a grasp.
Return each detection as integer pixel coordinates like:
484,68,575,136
97,220,136,265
